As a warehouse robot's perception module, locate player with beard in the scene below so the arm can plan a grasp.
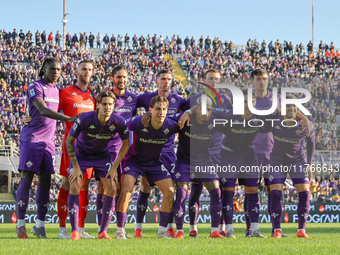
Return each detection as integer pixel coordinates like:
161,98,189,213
95,65,137,236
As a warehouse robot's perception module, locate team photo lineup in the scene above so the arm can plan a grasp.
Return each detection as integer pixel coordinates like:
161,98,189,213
0,24,339,251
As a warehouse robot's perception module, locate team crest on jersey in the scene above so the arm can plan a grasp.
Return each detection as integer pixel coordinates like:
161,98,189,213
127,96,132,102
275,125,281,130
141,128,149,132
124,166,130,172
109,125,115,131
164,128,169,134
208,124,213,130
221,177,226,183
171,97,176,103
71,92,78,96
269,175,274,181
296,129,302,135
190,173,195,179
29,89,35,97
89,125,96,129
175,172,181,179
72,124,78,131
26,161,33,168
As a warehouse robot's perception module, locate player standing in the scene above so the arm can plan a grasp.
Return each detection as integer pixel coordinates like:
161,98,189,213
96,65,137,235
116,96,178,239
66,91,129,240
134,69,189,238
265,95,315,238
57,60,96,239
16,58,76,238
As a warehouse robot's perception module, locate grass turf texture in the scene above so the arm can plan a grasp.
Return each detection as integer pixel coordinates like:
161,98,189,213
0,223,339,254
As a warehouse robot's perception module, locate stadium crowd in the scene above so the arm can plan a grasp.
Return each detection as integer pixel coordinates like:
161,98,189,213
1,28,339,206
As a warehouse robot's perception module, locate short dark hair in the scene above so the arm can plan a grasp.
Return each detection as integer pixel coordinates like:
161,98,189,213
150,95,169,108
39,57,61,78
96,90,116,104
78,59,93,68
156,69,172,79
250,69,268,79
112,65,128,77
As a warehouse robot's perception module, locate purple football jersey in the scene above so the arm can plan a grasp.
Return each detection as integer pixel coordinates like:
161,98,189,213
108,90,138,155
20,79,59,144
189,92,232,154
137,91,189,152
125,116,178,163
266,116,315,165
253,91,281,155
69,111,129,156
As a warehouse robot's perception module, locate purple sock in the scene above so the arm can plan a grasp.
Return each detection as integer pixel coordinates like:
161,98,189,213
270,190,282,230
68,194,79,232
174,188,187,230
96,194,104,226
100,196,115,233
209,188,222,228
244,194,251,230
36,182,51,221
247,193,260,224
117,211,127,228
219,188,225,226
188,183,203,225
222,190,234,225
297,191,310,230
136,191,149,224
16,178,31,220
267,194,273,233
115,196,119,213
159,211,171,228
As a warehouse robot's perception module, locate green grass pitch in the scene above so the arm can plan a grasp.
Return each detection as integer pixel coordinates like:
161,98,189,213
0,223,339,254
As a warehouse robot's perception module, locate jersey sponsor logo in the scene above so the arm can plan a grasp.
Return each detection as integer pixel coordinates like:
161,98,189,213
87,133,114,139
44,97,59,103
167,108,177,114
127,96,132,102
185,132,212,141
71,92,78,96
109,125,115,131
114,106,132,113
273,135,299,144
139,138,167,144
29,89,35,97
26,161,33,168
164,128,169,134
73,103,94,109
141,128,149,132
89,125,96,129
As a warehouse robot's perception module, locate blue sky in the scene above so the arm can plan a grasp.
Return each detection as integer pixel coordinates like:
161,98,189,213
1,0,339,47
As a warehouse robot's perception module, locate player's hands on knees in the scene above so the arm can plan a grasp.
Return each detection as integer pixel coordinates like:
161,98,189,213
23,115,32,125
68,166,83,186
106,168,118,186
141,112,152,127
178,111,190,129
